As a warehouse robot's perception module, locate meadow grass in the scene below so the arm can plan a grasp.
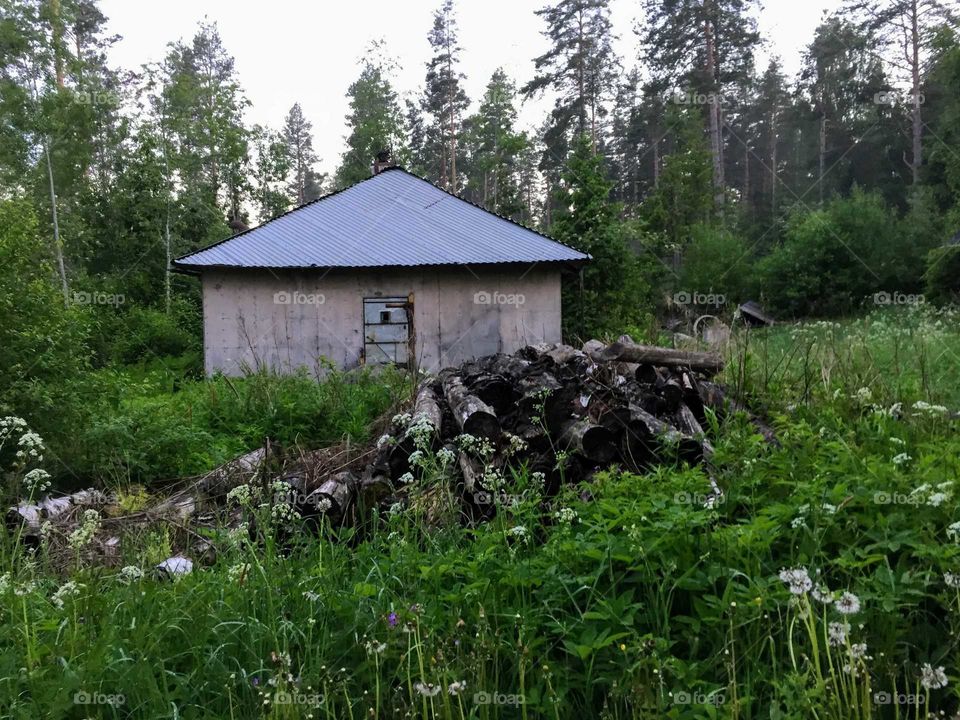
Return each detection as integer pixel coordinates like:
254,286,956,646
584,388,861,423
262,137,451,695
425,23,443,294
1,308,959,719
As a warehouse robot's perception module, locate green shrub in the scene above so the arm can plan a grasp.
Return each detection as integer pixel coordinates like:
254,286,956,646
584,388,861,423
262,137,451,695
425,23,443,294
679,223,755,307
925,244,960,304
757,190,907,317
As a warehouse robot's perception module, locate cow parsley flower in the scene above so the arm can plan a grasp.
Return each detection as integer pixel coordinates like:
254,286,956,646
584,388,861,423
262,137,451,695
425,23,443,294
118,566,144,583
920,663,949,690
397,472,414,485
850,643,869,659
51,581,83,609
892,453,912,467
554,507,578,525
436,448,456,466
928,492,950,507
68,509,100,550
947,521,960,541
945,573,960,589
508,525,529,541
834,592,861,615
23,468,51,494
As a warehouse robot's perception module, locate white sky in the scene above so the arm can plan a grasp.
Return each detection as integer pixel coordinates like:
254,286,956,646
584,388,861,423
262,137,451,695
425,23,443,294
100,0,838,176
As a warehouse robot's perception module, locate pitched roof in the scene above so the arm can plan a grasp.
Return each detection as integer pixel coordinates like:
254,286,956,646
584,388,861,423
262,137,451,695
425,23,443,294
173,167,590,271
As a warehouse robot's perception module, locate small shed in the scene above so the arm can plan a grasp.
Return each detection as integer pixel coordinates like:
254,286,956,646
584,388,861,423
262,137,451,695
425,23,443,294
173,166,589,376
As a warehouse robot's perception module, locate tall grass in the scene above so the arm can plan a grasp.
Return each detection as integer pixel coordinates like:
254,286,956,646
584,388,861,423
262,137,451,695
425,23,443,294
1,309,958,719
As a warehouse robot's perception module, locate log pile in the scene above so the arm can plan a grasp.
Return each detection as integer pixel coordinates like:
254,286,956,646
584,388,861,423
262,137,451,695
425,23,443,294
6,340,777,566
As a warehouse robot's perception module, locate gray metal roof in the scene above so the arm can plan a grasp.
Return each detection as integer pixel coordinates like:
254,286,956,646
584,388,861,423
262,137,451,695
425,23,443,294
173,167,590,271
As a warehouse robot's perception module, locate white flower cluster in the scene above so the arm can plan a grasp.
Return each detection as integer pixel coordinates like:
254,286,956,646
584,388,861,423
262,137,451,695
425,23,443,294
227,563,250,582
226,484,254,507
436,448,456,466
23,468,51,494
51,581,84,609
947,521,960,542
118,566,144,583
554,507,579,525
404,413,436,448
17,432,44,463
508,525,529,541
68,510,101,550
909,482,953,507
912,400,949,418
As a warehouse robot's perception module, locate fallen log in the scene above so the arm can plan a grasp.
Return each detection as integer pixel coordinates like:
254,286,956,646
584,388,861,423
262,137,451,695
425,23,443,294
625,404,703,465
600,342,724,374
560,418,617,463
440,372,500,439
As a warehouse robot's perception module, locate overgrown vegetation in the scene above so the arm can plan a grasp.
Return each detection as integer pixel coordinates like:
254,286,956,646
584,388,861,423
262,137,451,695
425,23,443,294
2,309,959,719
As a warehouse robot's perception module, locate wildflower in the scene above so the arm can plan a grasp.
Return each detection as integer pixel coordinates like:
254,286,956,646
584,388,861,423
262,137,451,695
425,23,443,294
835,592,861,615
506,434,527,455
407,450,425,468
447,680,467,696
387,612,398,628
508,525,529,541
531,471,546,489
376,434,393,449
391,412,412,428
920,663,949,690
553,507,578,525
822,503,837,515
51,581,83,609
303,590,321,602
387,502,404,517
790,516,807,529
68,509,100,550
850,643,869,659
928,492,951,507
23,468,51,494
227,563,250,582
226,484,254,507
436,448,456,466
947,521,960,541
828,621,849,647
414,681,441,697
118,566,144,583
912,401,948,417
945,573,960,589
853,387,872,403
778,567,813,595
364,640,387,655
314,497,332,514
0,573,10,594
892,453,912,467
890,437,906,447
811,585,833,604
397,472,414,485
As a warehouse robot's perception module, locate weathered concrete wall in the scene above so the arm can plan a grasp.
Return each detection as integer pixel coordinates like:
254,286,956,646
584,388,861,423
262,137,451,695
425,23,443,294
200,266,562,375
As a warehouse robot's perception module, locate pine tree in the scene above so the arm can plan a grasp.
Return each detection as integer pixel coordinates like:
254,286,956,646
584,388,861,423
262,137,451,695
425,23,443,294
462,69,526,217
335,43,406,188
638,0,761,205
846,0,958,185
282,103,324,205
422,0,469,190
522,0,619,152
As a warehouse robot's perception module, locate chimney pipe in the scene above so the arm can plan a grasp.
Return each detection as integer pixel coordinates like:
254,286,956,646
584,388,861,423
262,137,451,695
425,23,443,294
372,149,393,175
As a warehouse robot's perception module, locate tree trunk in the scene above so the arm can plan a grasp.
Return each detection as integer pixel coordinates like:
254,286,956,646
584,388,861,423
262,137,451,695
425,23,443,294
599,341,724,374
44,141,69,306
909,0,922,185
703,3,724,205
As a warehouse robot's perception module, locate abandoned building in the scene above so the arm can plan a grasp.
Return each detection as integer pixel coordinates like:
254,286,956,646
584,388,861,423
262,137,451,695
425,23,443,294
172,166,590,376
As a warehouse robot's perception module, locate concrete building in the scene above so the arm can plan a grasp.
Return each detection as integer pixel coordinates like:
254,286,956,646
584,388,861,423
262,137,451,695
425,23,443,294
173,166,589,376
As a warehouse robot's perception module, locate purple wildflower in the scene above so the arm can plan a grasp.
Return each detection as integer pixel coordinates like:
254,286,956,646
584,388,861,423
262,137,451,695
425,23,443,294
388,612,398,628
